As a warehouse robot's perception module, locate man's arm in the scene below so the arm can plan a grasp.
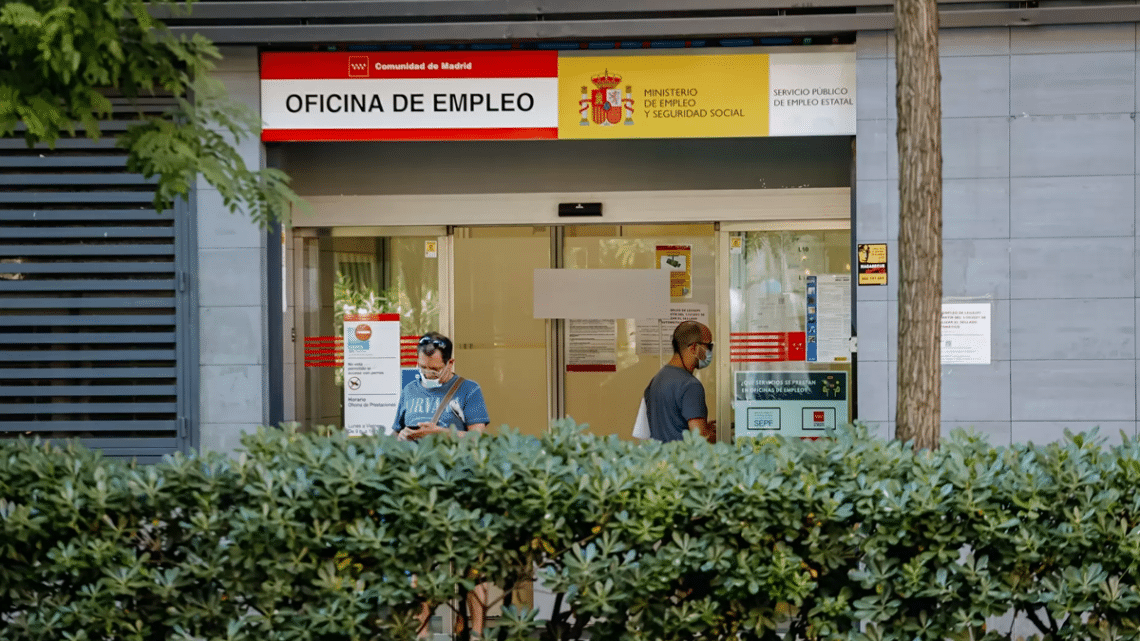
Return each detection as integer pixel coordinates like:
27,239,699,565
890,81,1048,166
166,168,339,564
687,418,716,443
682,381,715,442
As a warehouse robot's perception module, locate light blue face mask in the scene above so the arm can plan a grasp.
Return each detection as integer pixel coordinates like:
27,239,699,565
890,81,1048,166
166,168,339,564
697,346,713,370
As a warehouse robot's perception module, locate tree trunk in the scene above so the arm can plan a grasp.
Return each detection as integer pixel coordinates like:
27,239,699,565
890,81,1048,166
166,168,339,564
893,0,943,449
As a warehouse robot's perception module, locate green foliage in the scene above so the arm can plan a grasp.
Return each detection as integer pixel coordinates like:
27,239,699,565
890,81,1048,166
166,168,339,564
2,424,1139,641
0,0,304,226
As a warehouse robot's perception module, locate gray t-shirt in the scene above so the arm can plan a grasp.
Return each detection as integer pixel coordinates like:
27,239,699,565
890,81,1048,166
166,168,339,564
644,364,708,442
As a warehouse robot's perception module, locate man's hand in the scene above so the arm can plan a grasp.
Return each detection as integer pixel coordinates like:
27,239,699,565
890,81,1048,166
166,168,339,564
396,424,438,441
702,420,717,443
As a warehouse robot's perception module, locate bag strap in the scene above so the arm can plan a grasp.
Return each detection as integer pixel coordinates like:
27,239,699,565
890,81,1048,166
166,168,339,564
429,376,466,427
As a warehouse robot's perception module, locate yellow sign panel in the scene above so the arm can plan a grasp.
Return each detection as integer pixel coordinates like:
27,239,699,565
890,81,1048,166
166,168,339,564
558,54,769,139
857,243,888,286
656,244,693,298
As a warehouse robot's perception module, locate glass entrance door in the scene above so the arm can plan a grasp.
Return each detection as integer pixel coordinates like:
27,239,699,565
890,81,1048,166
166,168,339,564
452,226,551,438
562,224,718,439
450,223,717,439
293,227,445,429
722,223,854,440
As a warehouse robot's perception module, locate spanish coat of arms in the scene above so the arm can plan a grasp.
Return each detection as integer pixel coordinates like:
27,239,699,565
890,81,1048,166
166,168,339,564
578,70,635,126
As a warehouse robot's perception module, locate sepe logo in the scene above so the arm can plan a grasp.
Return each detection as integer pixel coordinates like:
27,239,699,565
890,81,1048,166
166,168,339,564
348,56,370,78
576,70,635,126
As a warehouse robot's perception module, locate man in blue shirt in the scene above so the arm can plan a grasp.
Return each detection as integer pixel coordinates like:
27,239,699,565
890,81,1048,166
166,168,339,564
396,332,492,638
644,320,716,443
395,331,490,441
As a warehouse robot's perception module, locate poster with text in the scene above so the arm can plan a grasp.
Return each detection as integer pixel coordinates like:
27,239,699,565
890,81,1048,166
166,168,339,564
343,313,402,436
733,371,849,439
857,243,888,285
635,303,709,356
806,274,852,362
656,245,693,298
567,319,618,372
942,303,991,364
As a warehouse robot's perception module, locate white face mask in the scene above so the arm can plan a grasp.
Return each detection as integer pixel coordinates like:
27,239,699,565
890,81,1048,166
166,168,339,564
697,345,713,369
418,362,451,389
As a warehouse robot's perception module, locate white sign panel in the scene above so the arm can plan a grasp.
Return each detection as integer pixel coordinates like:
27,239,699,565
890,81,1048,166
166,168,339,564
635,303,709,356
942,303,991,365
261,51,559,141
814,274,852,362
768,52,857,136
343,314,402,436
261,77,559,132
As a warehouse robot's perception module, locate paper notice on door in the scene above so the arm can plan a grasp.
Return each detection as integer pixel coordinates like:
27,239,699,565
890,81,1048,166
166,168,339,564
635,303,709,355
567,319,617,371
806,274,852,362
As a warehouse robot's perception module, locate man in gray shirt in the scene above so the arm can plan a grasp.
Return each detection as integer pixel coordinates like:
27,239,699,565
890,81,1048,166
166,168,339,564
644,320,716,442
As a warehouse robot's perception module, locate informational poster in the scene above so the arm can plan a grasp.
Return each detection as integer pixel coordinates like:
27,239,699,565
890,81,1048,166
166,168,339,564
942,303,991,365
857,244,888,285
733,371,848,439
343,313,402,436
567,318,617,372
807,274,852,362
656,245,692,298
635,303,708,356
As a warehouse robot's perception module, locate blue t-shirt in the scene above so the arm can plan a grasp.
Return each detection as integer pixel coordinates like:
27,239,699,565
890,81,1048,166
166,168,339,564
644,365,707,442
394,376,490,432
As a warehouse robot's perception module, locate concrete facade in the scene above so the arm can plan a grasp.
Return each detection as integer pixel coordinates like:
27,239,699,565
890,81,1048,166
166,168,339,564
197,47,271,453
855,25,1140,445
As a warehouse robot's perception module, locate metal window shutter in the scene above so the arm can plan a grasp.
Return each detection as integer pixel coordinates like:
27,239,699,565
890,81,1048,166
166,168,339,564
0,99,196,463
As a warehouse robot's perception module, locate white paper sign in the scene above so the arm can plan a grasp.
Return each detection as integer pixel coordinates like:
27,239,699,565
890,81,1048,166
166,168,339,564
343,314,402,436
942,303,991,365
635,303,709,356
568,319,617,370
814,274,852,362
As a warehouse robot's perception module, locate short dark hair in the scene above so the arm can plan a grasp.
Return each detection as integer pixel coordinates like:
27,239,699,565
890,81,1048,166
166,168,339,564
417,331,453,362
671,321,704,355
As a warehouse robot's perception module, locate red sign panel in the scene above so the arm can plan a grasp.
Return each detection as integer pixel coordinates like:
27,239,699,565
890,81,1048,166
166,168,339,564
729,331,806,362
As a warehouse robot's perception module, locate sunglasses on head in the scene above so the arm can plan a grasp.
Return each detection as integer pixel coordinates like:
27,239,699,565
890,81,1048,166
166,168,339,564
419,336,450,350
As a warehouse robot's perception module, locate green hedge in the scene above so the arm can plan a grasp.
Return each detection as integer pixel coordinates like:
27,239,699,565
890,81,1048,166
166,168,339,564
2,423,1139,641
